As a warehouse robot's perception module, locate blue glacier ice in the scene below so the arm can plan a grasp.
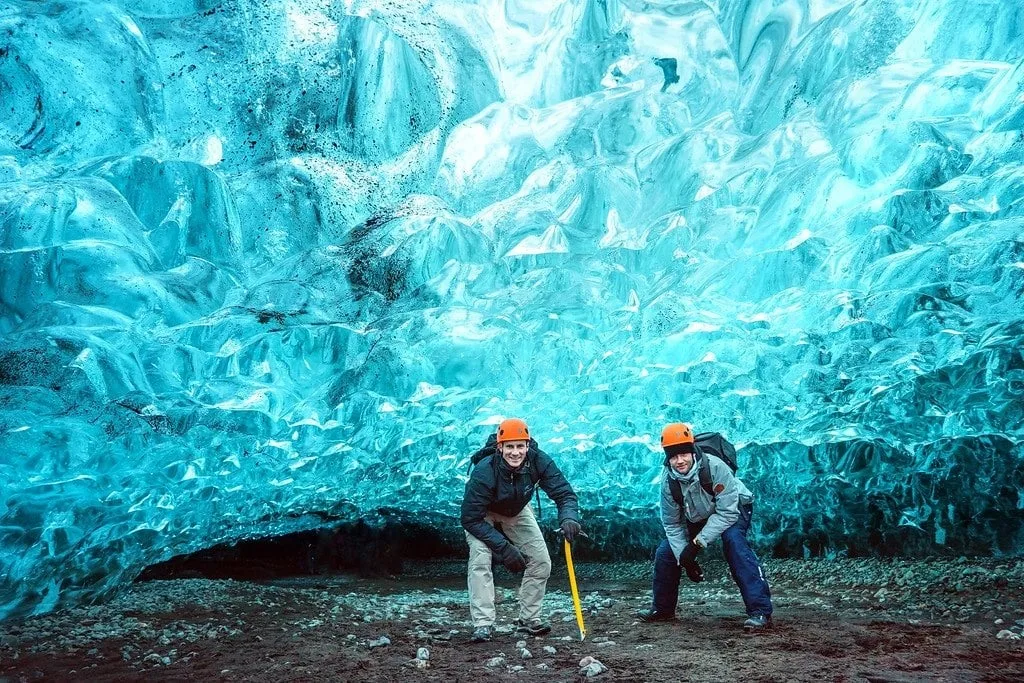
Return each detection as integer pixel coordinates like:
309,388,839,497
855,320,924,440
1,0,1023,620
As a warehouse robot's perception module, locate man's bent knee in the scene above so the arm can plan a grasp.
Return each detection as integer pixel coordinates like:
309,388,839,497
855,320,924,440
721,526,746,550
470,559,493,574
527,552,552,578
655,539,676,562
468,549,494,572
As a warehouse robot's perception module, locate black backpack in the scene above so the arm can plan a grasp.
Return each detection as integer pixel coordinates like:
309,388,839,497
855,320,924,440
667,432,738,506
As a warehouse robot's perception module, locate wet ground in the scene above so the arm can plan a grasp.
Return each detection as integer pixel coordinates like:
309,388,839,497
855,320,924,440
2,557,1023,681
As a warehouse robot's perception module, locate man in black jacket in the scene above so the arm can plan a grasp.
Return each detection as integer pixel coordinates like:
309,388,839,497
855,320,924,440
461,418,581,642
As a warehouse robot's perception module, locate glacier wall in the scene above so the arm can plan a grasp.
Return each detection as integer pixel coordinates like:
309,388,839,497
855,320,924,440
1,0,1023,619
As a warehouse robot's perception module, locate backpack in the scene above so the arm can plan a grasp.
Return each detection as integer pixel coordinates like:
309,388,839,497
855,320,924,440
667,432,738,506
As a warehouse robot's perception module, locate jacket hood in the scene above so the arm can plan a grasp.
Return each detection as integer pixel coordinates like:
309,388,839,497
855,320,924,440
666,454,701,483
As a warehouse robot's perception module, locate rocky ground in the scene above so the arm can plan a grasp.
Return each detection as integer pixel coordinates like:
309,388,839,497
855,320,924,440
2,557,1023,682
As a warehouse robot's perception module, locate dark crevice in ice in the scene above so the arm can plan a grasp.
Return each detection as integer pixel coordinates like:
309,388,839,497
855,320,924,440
139,512,462,582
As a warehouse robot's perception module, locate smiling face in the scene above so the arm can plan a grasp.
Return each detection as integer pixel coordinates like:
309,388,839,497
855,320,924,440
669,450,695,475
498,439,529,468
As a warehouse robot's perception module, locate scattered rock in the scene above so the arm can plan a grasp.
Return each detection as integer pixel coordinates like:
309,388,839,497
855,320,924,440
595,640,617,648
536,663,550,670
368,636,391,648
1,558,1022,679
485,655,506,668
416,647,429,661
508,664,524,672
519,647,532,659
515,639,527,649
579,655,608,677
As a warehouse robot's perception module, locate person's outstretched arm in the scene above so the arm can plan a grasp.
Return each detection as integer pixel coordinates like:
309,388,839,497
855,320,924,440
661,475,689,561
460,459,510,554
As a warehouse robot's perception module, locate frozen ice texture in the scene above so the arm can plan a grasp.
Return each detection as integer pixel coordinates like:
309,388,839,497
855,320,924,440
1,0,1023,619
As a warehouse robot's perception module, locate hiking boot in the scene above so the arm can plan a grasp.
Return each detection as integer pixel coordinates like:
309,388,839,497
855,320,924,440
471,625,493,642
637,609,677,623
515,618,552,636
743,614,773,631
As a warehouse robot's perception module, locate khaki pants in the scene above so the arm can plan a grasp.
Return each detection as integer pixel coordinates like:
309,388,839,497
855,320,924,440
465,505,552,627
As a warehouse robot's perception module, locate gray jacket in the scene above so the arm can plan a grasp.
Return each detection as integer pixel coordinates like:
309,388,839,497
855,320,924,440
661,454,754,560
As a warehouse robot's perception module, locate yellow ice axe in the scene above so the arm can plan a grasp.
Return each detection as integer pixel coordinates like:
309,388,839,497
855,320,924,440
564,538,587,641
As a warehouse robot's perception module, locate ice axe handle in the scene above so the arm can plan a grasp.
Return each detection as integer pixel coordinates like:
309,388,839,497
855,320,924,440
564,538,587,641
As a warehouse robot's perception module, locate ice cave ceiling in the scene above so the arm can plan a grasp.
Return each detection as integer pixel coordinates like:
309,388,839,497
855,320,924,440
1,0,1023,619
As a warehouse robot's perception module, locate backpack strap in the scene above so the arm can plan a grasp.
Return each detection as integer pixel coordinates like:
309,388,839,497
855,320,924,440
668,477,683,506
528,446,542,519
697,451,716,498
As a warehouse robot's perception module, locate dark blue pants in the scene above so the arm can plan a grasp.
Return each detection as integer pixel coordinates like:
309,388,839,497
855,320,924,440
652,504,773,617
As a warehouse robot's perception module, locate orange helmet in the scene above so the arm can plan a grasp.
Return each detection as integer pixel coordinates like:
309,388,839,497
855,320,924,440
661,422,694,449
497,418,530,443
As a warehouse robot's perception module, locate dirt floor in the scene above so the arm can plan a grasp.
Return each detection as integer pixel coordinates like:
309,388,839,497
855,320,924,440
2,557,1023,682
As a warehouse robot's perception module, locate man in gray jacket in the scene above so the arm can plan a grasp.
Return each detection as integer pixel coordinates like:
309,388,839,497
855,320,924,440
638,422,774,630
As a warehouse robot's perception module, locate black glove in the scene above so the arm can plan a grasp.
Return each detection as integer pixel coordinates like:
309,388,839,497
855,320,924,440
560,519,582,544
680,542,700,565
501,545,527,573
679,543,704,583
682,559,705,583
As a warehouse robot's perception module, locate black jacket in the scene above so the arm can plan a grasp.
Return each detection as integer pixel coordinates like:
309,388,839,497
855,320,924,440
460,435,579,555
